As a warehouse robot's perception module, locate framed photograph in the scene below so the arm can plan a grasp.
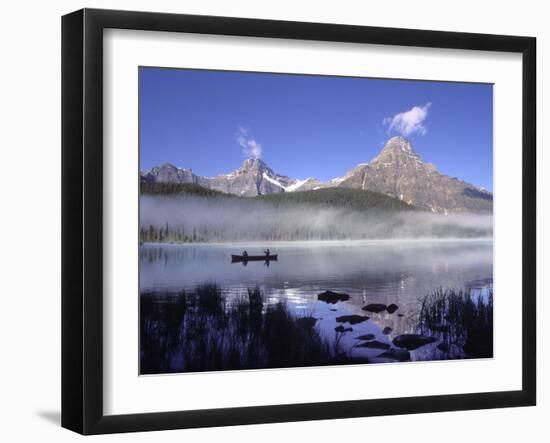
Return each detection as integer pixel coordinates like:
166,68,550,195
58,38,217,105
62,8,536,434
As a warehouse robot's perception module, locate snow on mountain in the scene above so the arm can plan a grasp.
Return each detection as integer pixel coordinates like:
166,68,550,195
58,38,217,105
141,136,492,213
336,136,492,213
262,172,286,189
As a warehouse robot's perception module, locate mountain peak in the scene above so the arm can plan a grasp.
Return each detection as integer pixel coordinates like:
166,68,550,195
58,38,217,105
382,136,416,154
371,136,422,165
141,140,492,213
244,157,265,164
240,157,267,170
152,162,195,174
158,162,178,170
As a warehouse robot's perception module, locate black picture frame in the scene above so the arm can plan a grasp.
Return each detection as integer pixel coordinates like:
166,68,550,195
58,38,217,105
62,8,536,435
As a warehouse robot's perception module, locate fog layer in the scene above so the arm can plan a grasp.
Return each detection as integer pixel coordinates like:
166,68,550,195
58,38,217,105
140,195,493,242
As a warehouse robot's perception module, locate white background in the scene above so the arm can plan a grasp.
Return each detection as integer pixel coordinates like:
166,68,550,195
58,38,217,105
0,0,546,442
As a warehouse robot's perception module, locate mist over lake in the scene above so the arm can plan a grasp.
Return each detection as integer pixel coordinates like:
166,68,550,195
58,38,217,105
140,194,493,243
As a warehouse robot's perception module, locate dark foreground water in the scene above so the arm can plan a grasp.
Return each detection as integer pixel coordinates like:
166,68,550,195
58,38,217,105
140,240,493,374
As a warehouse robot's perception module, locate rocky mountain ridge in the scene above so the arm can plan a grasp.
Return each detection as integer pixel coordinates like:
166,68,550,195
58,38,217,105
140,136,493,213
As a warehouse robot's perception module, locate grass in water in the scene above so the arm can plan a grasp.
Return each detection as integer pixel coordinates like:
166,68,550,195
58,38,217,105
140,284,330,374
418,288,493,358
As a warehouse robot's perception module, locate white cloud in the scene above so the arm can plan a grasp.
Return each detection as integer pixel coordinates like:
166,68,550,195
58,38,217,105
383,102,432,136
236,127,262,159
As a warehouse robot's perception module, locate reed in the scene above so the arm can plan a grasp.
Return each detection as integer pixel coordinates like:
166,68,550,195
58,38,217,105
418,288,493,358
140,284,330,374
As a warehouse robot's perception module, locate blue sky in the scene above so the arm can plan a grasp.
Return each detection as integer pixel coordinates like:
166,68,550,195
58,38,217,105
140,67,493,191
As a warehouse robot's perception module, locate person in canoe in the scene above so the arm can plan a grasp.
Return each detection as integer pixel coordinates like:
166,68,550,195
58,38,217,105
231,251,277,263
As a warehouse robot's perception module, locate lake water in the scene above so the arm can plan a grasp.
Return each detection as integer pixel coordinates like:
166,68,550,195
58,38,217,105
140,240,493,371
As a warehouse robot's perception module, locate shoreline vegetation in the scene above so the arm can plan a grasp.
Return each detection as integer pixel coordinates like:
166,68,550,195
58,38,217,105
419,288,493,358
140,184,493,243
140,284,493,374
140,285,330,374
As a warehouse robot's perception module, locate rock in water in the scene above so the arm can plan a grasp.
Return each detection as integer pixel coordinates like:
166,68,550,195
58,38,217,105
355,333,375,341
335,315,370,325
318,290,350,304
335,325,353,333
363,303,387,313
382,327,393,335
357,340,391,350
393,334,438,350
386,304,399,314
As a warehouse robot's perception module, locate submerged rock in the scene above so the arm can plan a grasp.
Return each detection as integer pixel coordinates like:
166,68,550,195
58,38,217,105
318,290,350,304
393,334,438,350
355,333,375,341
335,325,353,333
362,303,387,313
386,304,399,314
296,317,318,329
357,340,390,350
398,314,405,317
377,348,411,362
335,315,370,325
437,342,450,353
382,327,393,335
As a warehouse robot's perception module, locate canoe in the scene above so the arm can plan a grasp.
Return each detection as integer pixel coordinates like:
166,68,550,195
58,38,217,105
231,254,278,262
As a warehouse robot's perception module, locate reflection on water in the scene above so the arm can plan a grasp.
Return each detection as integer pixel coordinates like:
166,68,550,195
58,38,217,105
140,240,493,373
